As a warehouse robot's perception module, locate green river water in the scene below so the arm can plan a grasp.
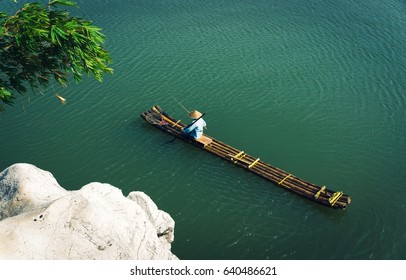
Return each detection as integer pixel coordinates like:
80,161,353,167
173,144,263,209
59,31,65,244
1,0,406,259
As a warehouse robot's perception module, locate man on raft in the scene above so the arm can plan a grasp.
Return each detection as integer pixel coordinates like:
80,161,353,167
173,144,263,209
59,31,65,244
182,110,206,140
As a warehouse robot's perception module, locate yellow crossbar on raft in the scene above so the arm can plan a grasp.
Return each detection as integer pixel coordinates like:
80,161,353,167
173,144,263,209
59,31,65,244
172,120,182,127
314,186,326,199
231,151,245,162
248,158,260,169
329,191,343,206
235,151,244,158
278,174,291,185
157,112,182,128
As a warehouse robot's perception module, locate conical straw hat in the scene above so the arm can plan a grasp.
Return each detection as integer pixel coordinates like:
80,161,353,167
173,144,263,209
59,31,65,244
188,110,202,119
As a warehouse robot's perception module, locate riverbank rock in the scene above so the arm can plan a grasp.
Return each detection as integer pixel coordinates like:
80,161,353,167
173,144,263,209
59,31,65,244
0,163,177,260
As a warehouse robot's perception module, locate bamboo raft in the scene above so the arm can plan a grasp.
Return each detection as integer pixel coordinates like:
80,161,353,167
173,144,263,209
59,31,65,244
141,105,351,209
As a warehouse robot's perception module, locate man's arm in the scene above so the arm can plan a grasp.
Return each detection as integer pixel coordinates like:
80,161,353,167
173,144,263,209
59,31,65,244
183,121,198,134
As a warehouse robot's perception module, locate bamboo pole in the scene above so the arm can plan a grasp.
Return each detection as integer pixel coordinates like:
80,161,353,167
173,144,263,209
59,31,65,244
199,140,347,207
205,143,321,200
209,140,350,205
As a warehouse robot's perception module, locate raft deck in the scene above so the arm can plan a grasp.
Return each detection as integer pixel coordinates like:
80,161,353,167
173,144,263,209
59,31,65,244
141,105,351,209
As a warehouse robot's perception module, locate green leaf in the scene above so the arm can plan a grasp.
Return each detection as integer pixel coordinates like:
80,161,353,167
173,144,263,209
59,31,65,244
54,27,68,39
48,1,78,8
0,87,14,105
0,1,113,112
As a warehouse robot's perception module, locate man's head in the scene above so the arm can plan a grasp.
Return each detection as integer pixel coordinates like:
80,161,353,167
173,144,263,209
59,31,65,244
188,110,202,119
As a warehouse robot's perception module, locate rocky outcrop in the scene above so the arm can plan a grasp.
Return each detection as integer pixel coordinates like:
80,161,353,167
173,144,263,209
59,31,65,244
0,163,177,260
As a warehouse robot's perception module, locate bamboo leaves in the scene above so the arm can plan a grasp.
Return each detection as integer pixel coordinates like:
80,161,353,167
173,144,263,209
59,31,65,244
0,87,13,111
48,1,78,8
0,1,113,110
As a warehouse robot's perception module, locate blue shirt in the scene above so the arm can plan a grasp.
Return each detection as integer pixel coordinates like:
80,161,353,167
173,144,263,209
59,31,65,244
182,118,206,139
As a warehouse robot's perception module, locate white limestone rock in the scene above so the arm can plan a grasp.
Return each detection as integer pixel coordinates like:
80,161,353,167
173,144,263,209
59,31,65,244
0,163,177,260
